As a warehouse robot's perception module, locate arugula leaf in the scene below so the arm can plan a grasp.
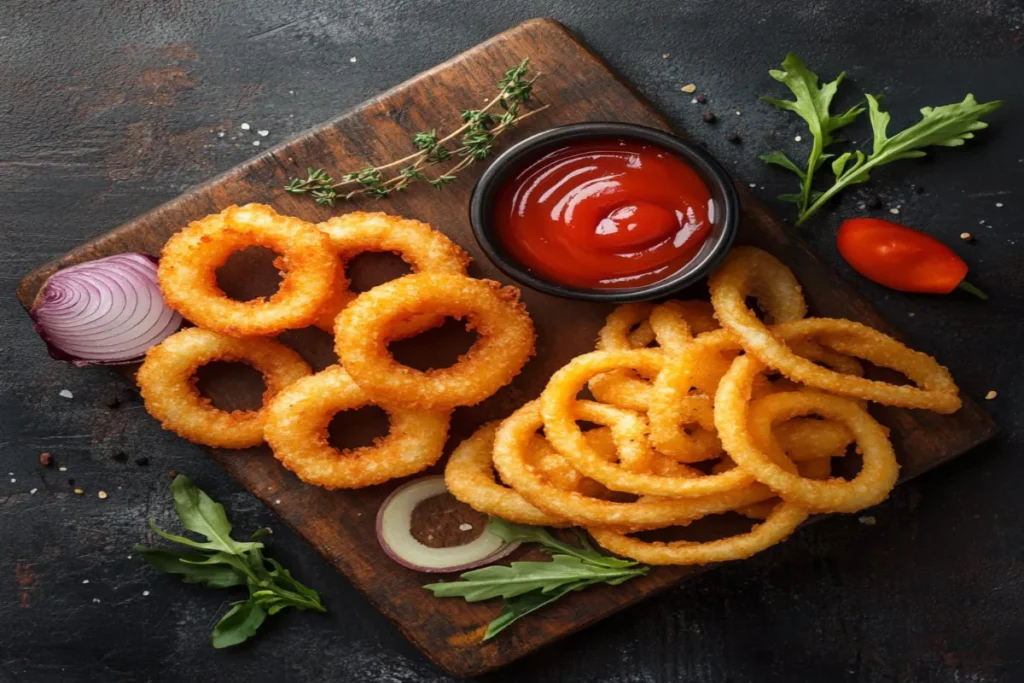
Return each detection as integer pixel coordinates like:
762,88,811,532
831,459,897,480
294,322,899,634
212,600,267,649
798,93,1004,224
424,554,645,602
760,53,864,215
483,578,601,640
135,547,247,588
137,475,325,648
486,518,638,569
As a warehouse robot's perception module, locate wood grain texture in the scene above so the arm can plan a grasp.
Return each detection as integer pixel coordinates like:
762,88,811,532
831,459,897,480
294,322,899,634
15,18,997,677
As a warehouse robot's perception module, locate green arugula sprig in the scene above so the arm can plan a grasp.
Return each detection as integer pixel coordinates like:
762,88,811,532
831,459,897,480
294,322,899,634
760,53,1003,226
425,518,648,640
285,59,547,205
135,476,325,648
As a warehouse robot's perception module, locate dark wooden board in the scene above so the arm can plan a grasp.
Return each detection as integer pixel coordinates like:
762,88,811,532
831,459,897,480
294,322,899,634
15,18,997,678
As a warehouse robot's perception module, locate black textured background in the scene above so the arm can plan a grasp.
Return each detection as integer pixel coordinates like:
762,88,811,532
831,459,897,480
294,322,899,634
2,2,1023,682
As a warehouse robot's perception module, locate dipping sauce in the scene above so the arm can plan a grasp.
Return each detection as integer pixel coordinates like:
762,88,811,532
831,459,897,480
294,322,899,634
493,137,714,289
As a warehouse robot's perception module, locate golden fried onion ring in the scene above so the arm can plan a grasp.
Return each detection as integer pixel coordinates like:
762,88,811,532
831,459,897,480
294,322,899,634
588,500,810,566
493,401,772,529
335,273,535,410
312,212,470,332
137,327,312,449
588,303,658,411
715,355,900,513
264,365,450,489
710,249,961,413
541,349,762,497
158,204,338,336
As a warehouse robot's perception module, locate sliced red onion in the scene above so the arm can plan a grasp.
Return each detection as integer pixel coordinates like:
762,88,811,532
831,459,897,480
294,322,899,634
30,253,183,367
376,476,520,573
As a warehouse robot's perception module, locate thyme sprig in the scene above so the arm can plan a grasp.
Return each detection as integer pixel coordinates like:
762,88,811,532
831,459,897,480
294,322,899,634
285,59,546,205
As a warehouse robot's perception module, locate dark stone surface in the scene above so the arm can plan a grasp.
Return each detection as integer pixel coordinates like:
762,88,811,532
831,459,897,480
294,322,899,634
1,1,1022,681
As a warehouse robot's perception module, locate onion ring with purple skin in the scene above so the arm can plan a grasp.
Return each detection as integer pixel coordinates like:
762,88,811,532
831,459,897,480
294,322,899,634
137,327,312,449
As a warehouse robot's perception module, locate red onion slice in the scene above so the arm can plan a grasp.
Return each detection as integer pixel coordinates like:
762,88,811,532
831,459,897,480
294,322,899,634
376,476,520,573
30,253,183,367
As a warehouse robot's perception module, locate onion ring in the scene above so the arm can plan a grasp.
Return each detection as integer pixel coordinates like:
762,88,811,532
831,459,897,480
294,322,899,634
588,500,810,566
710,248,960,413
588,303,658,411
334,273,535,410
540,349,760,497
715,355,900,513
493,401,772,529
158,204,338,336
137,327,312,449
445,422,568,527
312,212,470,332
264,365,450,489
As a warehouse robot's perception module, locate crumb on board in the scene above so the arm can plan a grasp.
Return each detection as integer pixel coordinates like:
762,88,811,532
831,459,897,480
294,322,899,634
97,491,108,500
985,390,998,400
960,232,973,241
681,83,696,93
858,516,877,526
40,452,52,467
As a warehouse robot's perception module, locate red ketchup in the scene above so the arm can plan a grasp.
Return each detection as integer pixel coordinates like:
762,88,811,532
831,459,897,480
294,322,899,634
494,137,714,289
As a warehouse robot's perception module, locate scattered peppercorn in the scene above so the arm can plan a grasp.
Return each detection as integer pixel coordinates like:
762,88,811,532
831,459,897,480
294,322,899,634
112,451,128,463
702,111,716,124
135,457,150,467
104,395,121,409
67,477,76,486
168,470,178,479
865,195,883,210
695,95,707,104
914,185,926,194
39,452,53,467
726,131,742,144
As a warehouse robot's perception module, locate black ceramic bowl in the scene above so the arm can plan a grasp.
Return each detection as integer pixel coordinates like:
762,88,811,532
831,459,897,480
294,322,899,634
469,122,740,302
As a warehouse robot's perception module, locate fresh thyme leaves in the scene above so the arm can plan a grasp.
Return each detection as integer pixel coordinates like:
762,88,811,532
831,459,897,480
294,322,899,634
424,518,648,640
760,53,1003,226
135,475,325,648
285,59,546,205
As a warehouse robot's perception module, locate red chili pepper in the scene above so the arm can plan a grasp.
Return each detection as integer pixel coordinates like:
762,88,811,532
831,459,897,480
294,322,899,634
836,218,987,300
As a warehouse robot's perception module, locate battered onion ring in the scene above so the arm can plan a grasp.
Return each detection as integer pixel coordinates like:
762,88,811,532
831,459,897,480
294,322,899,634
716,356,900,513
264,365,450,489
158,204,338,336
312,212,470,332
137,327,312,449
334,273,535,410
588,303,658,411
445,423,567,526
647,301,694,352
493,401,772,529
588,501,810,565
541,349,760,497
710,249,961,413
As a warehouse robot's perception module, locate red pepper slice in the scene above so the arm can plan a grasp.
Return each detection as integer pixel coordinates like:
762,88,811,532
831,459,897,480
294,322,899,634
836,218,987,299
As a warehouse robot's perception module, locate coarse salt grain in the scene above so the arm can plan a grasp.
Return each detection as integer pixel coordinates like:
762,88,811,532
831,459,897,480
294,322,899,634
217,131,225,137
794,135,802,142
30,488,37,495
240,123,250,130
82,579,90,584
275,499,281,504
985,390,997,400
349,56,357,63
459,523,473,531
59,390,73,399
749,183,756,188
890,207,901,215
995,202,1003,208
258,130,269,136
59,466,67,472
92,598,101,604
142,590,150,597
252,140,261,147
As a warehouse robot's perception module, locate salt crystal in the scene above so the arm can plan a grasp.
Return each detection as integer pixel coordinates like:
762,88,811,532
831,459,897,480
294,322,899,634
217,131,225,137
349,56,357,63
142,590,150,597
82,579,90,584
995,202,1004,208
253,140,261,147
890,207,901,215
258,130,269,137
240,123,251,130
59,389,73,399
459,523,473,531
794,135,802,142
30,488,37,494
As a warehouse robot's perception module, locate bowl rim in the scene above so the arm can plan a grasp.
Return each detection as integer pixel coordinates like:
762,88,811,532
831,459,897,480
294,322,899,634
468,122,740,302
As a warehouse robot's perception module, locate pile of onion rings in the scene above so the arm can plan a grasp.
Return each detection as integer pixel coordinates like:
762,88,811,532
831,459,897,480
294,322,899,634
142,205,534,490
446,246,961,566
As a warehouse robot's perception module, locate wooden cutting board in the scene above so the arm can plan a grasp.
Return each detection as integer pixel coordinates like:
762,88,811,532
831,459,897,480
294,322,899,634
16,18,997,677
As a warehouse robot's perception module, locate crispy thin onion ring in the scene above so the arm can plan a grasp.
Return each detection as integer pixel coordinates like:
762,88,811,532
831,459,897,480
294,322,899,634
716,355,900,513
710,250,960,413
313,212,470,331
588,303,658,411
494,401,773,530
158,204,338,336
588,501,810,566
264,365,450,489
541,350,762,497
137,327,312,449
335,273,535,410
445,422,567,527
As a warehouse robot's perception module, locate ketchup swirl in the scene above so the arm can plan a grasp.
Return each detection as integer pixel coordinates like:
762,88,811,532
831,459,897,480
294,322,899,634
494,138,714,289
